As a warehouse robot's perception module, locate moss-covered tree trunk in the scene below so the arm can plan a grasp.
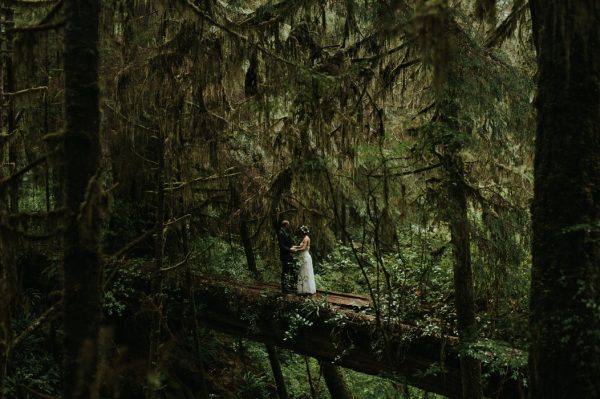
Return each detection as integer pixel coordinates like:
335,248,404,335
439,67,481,398
529,1,600,397
321,362,354,399
61,0,103,398
442,148,481,399
0,7,14,398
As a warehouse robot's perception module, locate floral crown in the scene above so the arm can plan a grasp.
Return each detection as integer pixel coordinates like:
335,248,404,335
300,225,310,234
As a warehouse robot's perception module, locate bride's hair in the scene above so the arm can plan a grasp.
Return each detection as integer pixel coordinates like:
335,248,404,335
300,225,310,235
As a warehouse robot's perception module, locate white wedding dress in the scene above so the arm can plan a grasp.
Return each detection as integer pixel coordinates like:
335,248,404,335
297,245,316,294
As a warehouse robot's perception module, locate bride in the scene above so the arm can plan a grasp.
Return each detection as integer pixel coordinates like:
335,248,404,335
292,226,316,295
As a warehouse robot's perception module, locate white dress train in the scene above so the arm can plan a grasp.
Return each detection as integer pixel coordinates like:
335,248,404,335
297,248,316,294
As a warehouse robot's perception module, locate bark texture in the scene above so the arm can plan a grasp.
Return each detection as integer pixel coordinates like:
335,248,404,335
61,1,102,398
529,1,600,398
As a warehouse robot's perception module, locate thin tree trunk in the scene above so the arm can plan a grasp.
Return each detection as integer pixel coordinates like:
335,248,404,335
529,1,600,398
443,150,481,399
304,356,317,399
231,185,260,278
147,131,165,399
44,32,50,214
0,7,14,397
233,184,289,398
4,7,16,214
321,362,354,399
438,56,481,397
266,345,289,399
61,0,102,398
180,218,210,398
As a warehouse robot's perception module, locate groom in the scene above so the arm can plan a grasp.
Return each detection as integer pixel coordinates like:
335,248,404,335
277,220,297,293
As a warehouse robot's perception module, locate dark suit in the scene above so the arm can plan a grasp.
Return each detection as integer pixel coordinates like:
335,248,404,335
277,227,296,292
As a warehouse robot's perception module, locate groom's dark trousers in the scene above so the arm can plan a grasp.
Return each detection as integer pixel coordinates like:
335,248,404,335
277,227,295,293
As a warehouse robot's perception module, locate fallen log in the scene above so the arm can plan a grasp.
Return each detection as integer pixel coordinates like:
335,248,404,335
191,274,526,399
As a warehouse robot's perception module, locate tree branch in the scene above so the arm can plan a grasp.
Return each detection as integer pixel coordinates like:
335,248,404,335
8,21,64,33
2,86,48,96
185,0,305,70
0,155,47,192
10,303,61,354
369,163,443,178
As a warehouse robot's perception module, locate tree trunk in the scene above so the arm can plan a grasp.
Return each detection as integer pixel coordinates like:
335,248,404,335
232,184,289,398
3,7,16,214
231,185,260,278
266,345,289,399
61,0,103,398
147,131,165,399
321,362,354,399
0,7,14,398
443,150,481,399
438,59,481,397
230,185,288,399
529,1,600,398
183,219,210,399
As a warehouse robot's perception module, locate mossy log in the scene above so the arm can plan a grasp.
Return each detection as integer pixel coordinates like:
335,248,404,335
191,275,525,399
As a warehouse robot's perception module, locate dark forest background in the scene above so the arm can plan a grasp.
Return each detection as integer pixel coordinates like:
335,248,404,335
0,0,598,398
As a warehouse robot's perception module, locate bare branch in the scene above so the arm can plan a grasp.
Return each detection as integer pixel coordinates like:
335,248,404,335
369,163,443,178
160,252,193,273
8,21,64,33
2,86,48,97
10,303,61,353
0,155,48,192
164,169,241,191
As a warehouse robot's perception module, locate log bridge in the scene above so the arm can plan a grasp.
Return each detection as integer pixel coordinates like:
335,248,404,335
192,274,526,399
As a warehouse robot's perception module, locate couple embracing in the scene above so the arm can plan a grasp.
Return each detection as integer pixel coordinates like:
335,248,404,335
277,220,316,295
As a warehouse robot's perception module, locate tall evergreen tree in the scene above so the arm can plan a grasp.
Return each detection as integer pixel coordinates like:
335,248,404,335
529,1,600,397
61,0,103,398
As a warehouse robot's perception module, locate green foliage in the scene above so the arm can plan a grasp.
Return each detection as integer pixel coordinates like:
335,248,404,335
5,318,60,397
466,338,528,381
104,257,147,316
191,235,260,280
3,0,537,396
236,372,272,399
317,244,368,294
